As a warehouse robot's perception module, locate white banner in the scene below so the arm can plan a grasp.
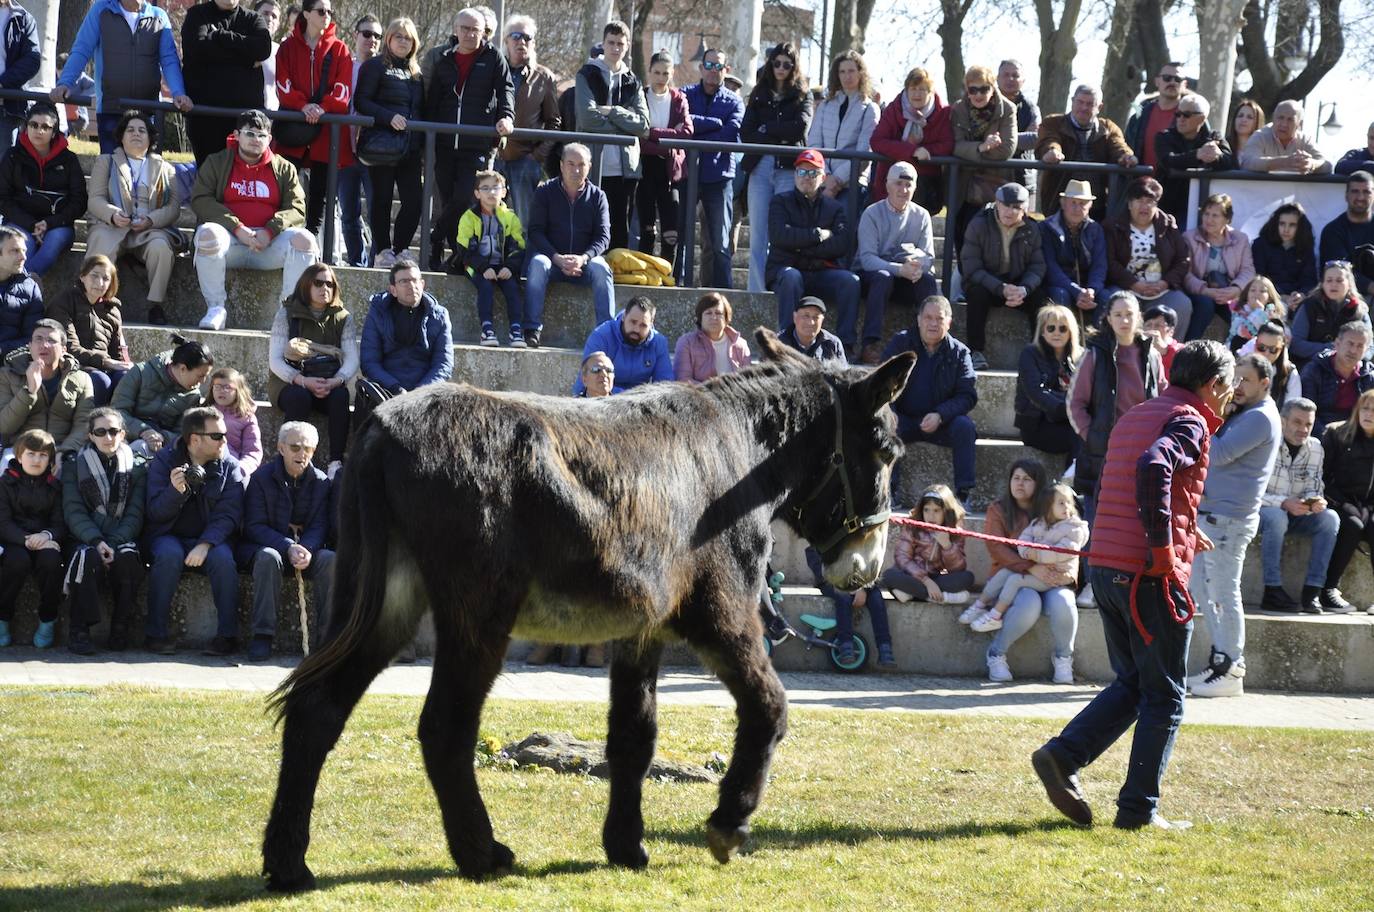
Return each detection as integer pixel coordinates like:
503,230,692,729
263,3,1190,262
1186,176,1348,240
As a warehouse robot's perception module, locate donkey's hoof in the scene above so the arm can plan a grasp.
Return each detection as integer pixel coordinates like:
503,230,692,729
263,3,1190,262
458,840,516,880
605,837,650,869
264,863,317,893
706,823,749,863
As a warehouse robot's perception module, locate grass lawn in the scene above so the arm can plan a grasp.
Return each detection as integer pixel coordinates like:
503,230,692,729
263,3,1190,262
1,686,1371,911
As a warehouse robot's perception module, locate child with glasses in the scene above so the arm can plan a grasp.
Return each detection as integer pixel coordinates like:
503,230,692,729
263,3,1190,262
455,170,527,348
209,367,263,475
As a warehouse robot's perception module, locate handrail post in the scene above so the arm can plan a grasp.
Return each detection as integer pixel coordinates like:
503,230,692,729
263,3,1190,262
941,162,960,298
844,157,862,266
681,149,700,287
323,123,340,265
590,142,602,186
420,131,436,269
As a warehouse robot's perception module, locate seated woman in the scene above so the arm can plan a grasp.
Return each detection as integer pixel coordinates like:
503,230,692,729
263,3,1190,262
111,335,215,458
84,109,185,326
869,66,952,213
1319,387,1374,614
62,407,147,655
0,101,86,276
1240,319,1303,405
0,429,64,650
1103,176,1193,338
268,263,358,478
880,484,973,605
1182,192,1256,341
673,293,751,383
44,254,134,406
1015,303,1082,464
1251,202,1317,312
1290,259,1371,366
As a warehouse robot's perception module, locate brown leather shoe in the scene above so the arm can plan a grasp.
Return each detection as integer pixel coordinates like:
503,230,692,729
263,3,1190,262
860,342,884,366
1032,746,1093,826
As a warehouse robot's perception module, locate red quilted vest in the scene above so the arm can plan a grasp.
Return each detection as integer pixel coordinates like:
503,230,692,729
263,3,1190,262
1087,386,1222,585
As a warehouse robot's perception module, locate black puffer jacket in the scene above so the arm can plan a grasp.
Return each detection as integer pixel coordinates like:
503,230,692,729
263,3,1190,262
355,55,424,156
0,133,88,231
0,459,63,545
1015,342,1075,430
739,85,812,175
420,39,513,152
1322,422,1374,513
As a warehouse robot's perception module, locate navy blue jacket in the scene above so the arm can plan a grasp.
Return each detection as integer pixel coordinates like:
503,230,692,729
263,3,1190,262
765,188,851,285
779,325,846,365
1299,351,1374,435
1,5,41,119
1335,147,1374,176
683,82,743,184
1040,212,1107,303
529,177,611,261
360,291,454,394
1252,235,1317,297
237,455,330,562
880,330,977,427
0,271,42,356
144,440,245,545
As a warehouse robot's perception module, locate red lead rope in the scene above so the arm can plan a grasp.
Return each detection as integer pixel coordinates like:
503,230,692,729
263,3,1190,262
887,515,1196,645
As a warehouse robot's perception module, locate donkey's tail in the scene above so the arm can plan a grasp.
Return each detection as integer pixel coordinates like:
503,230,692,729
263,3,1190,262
267,424,400,722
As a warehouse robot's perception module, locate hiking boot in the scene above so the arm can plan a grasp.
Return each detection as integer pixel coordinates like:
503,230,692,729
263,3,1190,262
970,350,989,371
859,342,884,366
67,625,96,656
1320,588,1355,614
1052,655,1074,685
1031,745,1093,826
877,643,897,668
986,653,1013,682
479,325,499,347
1299,585,1324,615
144,635,177,655
247,635,273,662
525,643,557,665
1261,585,1300,613
204,635,238,657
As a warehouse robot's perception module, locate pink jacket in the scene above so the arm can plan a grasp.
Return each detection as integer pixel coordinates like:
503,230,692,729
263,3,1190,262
1016,516,1090,587
1182,226,1256,296
893,526,968,579
216,404,263,477
641,87,693,183
673,326,751,383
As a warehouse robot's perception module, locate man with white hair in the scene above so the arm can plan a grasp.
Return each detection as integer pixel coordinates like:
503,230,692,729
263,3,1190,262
236,420,335,662
1036,83,1136,218
854,161,937,365
1153,93,1235,222
497,14,561,226
1239,100,1332,174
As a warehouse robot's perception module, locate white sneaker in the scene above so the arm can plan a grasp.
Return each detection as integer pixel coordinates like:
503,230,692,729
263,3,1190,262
892,588,915,603
373,249,398,269
942,590,970,605
1076,584,1096,608
987,653,1013,682
1190,664,1245,697
199,305,228,331
327,460,343,480
1052,655,1074,684
957,603,986,624
970,611,1004,632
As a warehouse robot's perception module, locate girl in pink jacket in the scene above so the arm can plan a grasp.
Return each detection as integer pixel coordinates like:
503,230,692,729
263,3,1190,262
210,367,263,476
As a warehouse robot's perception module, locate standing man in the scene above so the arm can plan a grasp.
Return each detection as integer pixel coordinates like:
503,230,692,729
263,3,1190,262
1036,84,1136,218
683,47,744,289
52,0,194,152
421,6,514,269
1125,61,1186,172
1033,340,1236,830
0,0,41,164
854,161,936,364
1187,354,1281,698
497,14,560,228
997,60,1039,192
180,0,272,164
1239,100,1332,174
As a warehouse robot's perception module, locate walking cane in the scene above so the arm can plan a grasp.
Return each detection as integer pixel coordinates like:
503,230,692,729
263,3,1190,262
289,523,309,656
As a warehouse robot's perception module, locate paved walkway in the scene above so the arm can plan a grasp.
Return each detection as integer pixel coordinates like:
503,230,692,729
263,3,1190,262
2,649,1371,730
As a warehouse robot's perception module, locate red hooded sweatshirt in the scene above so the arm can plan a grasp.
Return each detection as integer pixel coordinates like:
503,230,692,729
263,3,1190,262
273,15,355,166
223,134,283,232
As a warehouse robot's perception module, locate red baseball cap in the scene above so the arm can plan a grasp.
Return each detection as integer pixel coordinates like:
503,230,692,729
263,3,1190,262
794,148,825,170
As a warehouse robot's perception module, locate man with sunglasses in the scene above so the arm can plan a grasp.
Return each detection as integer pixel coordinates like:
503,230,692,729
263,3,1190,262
497,15,561,227
181,0,273,164
1153,94,1235,223
766,148,858,334
1124,62,1186,171
683,47,743,288
1036,84,1134,218
144,406,246,656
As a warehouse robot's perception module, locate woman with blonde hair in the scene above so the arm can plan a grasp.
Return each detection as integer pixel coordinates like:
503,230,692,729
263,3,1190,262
354,16,425,268
1016,303,1082,462
869,66,952,211
806,49,880,203
949,64,1015,253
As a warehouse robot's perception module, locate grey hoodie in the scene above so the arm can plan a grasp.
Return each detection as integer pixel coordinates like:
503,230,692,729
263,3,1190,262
574,56,651,179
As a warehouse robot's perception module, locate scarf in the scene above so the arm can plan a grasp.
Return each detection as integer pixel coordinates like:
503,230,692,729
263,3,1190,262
1067,112,1101,161
900,93,934,146
107,148,172,218
966,91,1003,139
76,442,135,521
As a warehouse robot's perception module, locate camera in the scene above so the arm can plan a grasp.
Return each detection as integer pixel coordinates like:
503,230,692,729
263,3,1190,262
182,462,206,493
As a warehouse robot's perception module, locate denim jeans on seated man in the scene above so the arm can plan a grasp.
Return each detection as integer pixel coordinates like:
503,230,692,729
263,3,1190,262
895,412,977,494
146,536,239,641
805,546,891,651
524,254,615,331
337,163,373,267
14,226,76,276
194,224,318,318
987,586,1078,661
248,546,335,645
1187,511,1260,667
1258,505,1340,591
853,270,939,350
772,267,859,336
496,156,545,230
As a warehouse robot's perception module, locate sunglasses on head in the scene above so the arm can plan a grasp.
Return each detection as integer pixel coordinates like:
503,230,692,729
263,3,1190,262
194,431,228,441
312,277,337,289
90,427,122,438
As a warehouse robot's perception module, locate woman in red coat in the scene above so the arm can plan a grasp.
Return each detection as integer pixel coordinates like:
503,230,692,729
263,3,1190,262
274,0,354,234
869,66,952,213
637,51,693,269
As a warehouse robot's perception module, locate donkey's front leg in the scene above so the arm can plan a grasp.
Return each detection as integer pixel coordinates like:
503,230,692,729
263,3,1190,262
602,639,664,868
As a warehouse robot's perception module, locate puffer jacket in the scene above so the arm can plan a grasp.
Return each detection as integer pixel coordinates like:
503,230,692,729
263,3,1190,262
144,438,244,545
236,454,330,562
960,203,1046,293
56,0,186,113
807,90,879,189
0,459,63,545
764,188,852,283
354,54,424,157
420,37,513,153
0,271,43,357
892,525,967,578
673,326,751,383
110,349,205,438
739,84,812,175
0,349,95,453
0,5,41,120
0,133,88,231
1181,226,1256,296
274,16,355,166
45,283,124,370
1299,351,1374,435
1017,515,1090,587
359,292,453,394
455,203,525,276
1322,421,1374,512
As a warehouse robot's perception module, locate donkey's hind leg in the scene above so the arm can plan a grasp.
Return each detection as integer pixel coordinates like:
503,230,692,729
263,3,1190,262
677,605,788,863
420,614,515,879
602,639,665,869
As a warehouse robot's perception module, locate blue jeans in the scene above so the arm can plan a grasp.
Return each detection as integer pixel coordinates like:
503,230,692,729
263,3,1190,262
85,367,128,406
746,159,794,292
16,225,75,276
469,271,526,329
689,179,733,289
987,585,1078,659
896,413,977,492
338,164,372,266
146,535,240,640
1047,564,1192,826
1259,505,1340,588
771,267,860,334
524,253,615,329
855,269,939,347
496,156,544,231
805,546,891,648
1187,511,1258,663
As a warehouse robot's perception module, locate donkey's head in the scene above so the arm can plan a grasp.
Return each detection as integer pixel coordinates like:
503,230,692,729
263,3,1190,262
758,330,916,590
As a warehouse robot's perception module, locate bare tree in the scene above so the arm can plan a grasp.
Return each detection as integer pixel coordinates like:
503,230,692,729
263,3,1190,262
58,0,92,63
1099,0,1140,123
1239,0,1345,114
29,0,60,86
1034,0,1085,114
936,0,977,100
1194,0,1250,133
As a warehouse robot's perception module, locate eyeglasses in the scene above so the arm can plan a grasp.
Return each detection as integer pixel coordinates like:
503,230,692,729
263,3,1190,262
477,185,503,193
1159,74,1184,83
240,129,270,140
585,365,614,375
26,121,55,132
507,30,533,42
702,60,725,71
90,427,123,438
1256,342,1282,354
796,168,822,177
282,442,317,453
211,384,238,394
771,58,794,70
312,278,337,289
358,29,381,39
1043,324,1070,333
966,85,992,95
194,431,228,441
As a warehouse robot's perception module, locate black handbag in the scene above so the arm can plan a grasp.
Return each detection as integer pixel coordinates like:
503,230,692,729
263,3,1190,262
274,50,334,148
287,317,343,377
356,127,409,166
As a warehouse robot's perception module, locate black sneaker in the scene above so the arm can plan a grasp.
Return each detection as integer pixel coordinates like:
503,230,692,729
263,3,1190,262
247,635,272,662
203,635,238,656
1261,585,1300,613
1320,588,1355,614
67,625,96,656
1031,745,1093,826
106,625,129,651
525,328,541,349
146,304,168,326
1299,585,1324,615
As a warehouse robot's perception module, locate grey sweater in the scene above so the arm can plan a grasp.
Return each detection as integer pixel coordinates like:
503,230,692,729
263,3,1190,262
856,199,935,275
1199,396,1282,519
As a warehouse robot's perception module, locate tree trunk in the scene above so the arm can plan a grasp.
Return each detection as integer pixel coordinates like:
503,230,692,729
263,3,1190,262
1099,0,1140,125
829,0,856,62
1240,0,1342,114
1034,0,1084,115
1194,0,1249,134
58,0,92,67
27,0,60,87
936,0,975,103
582,0,614,75
855,0,876,54
630,0,653,83
720,0,763,97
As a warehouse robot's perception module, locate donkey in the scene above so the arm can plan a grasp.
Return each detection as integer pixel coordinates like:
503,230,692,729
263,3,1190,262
261,329,915,891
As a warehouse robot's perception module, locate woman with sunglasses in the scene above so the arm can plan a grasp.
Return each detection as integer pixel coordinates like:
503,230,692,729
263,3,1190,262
269,263,358,477
181,0,273,163
1290,259,1371,365
0,101,86,277
1016,304,1082,463
1242,320,1303,406
740,42,812,291
274,0,355,235
949,65,1014,257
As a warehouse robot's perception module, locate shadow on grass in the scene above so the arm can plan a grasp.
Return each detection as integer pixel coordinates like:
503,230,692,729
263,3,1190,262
647,816,1081,851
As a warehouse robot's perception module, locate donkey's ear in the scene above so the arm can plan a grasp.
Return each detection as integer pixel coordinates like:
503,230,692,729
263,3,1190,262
859,352,916,412
755,327,810,367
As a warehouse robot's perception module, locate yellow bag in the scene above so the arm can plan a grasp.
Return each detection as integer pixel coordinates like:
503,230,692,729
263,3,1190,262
615,273,651,285
639,252,673,276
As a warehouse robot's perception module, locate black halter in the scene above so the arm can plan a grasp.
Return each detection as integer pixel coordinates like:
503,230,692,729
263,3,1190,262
792,378,892,553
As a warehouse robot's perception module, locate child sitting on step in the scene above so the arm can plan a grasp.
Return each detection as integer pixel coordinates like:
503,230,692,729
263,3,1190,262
880,484,974,605
456,169,527,349
209,367,262,476
966,483,1088,632
0,430,65,649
